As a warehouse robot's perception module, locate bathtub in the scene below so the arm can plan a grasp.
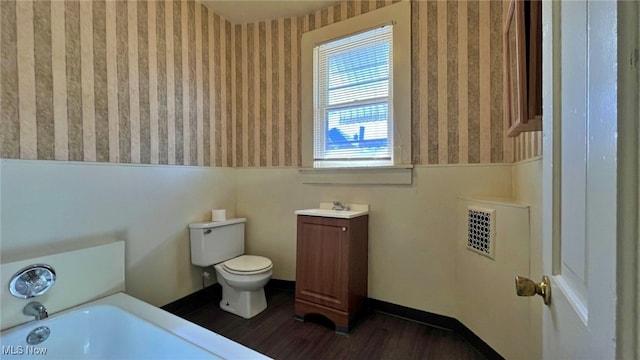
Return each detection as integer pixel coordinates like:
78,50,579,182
0,292,270,360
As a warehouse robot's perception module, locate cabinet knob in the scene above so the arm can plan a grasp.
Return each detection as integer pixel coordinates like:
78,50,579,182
342,227,347,232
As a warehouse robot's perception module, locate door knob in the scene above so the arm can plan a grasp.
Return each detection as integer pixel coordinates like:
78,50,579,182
515,275,551,305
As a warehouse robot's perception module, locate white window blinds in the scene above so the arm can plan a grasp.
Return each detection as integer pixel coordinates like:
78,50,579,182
313,25,393,167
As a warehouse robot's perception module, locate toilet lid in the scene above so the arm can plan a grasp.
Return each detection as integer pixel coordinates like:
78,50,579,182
223,255,272,273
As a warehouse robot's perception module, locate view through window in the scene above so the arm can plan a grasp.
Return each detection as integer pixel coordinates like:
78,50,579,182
313,25,393,167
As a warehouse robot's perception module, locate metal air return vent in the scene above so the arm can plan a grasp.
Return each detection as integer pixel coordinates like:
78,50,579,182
467,206,496,259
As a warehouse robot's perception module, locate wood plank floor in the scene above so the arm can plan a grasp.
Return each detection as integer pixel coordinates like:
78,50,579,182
174,287,486,360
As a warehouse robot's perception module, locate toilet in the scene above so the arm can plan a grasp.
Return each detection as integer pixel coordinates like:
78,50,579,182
189,218,272,319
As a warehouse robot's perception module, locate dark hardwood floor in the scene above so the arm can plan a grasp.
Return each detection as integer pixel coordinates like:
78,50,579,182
172,287,486,360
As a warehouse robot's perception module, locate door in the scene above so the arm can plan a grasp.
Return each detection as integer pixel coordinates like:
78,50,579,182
541,1,619,358
295,216,349,310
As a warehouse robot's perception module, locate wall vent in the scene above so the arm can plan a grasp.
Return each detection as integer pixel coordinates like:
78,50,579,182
467,206,496,259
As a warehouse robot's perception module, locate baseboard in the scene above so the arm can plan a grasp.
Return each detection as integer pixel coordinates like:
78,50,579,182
367,298,503,360
366,297,457,330
162,279,293,315
266,278,296,292
161,284,221,316
164,279,503,360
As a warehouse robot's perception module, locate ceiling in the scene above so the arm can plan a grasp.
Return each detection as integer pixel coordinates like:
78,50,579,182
201,0,341,24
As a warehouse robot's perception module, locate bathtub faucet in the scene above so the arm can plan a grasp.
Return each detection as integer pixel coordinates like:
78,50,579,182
23,302,48,320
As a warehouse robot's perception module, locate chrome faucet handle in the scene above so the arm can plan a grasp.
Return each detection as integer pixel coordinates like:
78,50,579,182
24,302,49,320
332,201,348,211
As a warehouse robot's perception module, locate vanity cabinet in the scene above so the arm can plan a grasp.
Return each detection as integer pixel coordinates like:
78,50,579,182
294,214,368,333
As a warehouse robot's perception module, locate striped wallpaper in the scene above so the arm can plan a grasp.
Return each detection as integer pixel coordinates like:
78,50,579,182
514,130,542,162
411,0,507,164
0,0,541,168
230,0,540,166
502,0,542,163
0,0,234,166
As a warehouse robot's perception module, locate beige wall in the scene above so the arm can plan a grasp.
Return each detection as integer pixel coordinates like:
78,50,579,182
236,164,513,316
0,159,236,306
456,197,531,359
0,158,541,351
235,158,542,357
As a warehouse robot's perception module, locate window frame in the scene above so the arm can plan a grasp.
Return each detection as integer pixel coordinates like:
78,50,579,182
314,26,394,166
301,1,411,170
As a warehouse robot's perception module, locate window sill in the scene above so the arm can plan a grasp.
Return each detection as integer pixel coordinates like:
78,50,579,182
298,165,413,185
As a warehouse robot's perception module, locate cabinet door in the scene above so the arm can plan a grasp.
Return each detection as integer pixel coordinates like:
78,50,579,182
296,217,349,311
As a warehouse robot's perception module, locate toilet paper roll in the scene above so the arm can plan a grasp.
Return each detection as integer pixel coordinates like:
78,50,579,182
211,209,226,222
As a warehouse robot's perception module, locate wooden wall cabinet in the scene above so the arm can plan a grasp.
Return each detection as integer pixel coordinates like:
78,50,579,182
294,215,368,333
504,0,542,137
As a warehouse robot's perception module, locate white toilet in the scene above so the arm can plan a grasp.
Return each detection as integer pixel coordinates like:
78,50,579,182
189,218,272,319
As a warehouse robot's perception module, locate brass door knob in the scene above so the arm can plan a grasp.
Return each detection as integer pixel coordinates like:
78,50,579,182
515,275,551,305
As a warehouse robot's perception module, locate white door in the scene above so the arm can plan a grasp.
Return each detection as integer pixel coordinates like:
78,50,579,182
541,1,619,359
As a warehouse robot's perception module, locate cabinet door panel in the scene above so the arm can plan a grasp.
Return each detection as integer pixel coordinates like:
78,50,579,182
296,219,349,311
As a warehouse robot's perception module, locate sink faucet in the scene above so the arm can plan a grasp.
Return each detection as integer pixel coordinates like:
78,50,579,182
332,201,349,211
23,302,48,320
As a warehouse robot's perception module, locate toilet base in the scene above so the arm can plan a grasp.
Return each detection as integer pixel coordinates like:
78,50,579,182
218,282,267,319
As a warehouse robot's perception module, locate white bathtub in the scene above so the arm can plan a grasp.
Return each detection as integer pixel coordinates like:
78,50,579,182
0,292,270,360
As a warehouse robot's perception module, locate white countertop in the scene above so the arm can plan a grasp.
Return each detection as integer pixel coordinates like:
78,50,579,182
295,203,369,219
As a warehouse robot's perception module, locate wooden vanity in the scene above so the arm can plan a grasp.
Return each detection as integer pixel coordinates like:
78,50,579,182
294,211,368,334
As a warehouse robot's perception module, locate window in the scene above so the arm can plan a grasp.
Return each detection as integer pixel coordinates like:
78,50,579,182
301,1,411,171
314,26,394,167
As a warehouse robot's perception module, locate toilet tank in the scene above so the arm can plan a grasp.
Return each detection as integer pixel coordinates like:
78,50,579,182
189,218,246,267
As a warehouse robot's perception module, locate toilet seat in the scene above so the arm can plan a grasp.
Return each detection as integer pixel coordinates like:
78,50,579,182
223,255,272,275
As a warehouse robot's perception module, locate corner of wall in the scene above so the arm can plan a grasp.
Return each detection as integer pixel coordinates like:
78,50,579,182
510,157,543,360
